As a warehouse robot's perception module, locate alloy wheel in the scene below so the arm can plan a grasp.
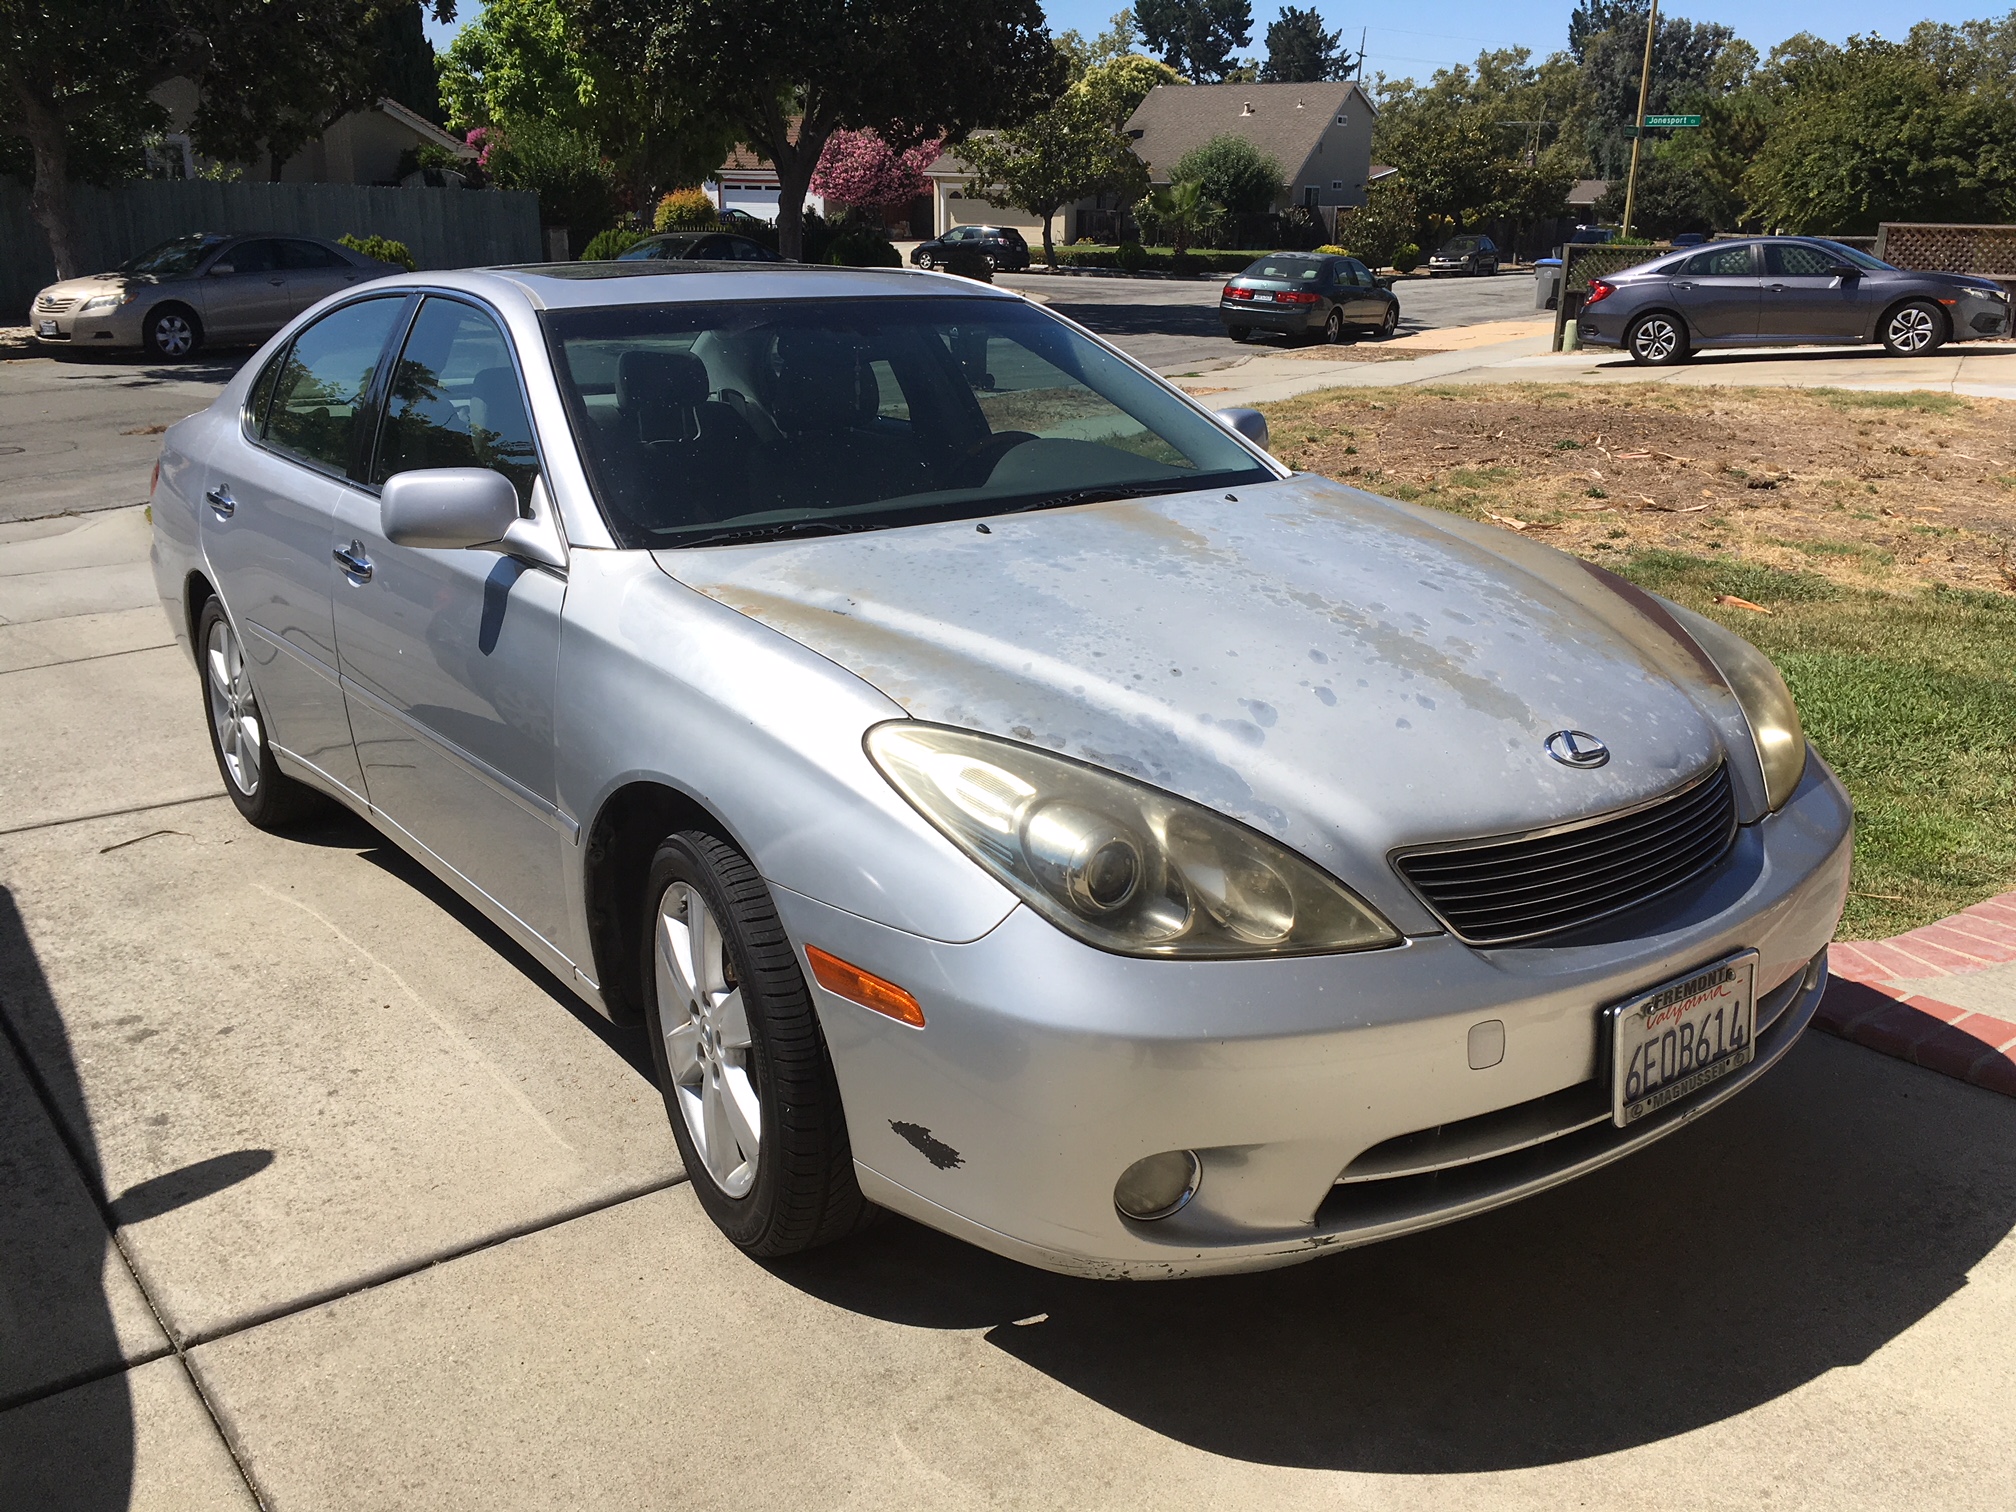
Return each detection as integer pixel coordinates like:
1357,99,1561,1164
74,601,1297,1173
1631,317,1682,362
1379,306,1398,338
152,313,194,358
1887,305,1936,353
655,881,761,1197
205,615,262,796
1325,309,1345,343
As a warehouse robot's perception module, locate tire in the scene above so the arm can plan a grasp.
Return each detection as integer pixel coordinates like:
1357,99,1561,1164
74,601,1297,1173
641,830,872,1258
143,304,202,361
1881,300,1945,357
917,253,935,270
1227,325,1252,342
1625,312,1689,365
1376,304,1399,339
196,598,325,829
1323,309,1346,343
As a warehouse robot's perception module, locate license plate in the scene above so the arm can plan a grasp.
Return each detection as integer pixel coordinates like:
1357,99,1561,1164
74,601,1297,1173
1253,292,1274,301
1607,951,1756,1127
37,319,57,336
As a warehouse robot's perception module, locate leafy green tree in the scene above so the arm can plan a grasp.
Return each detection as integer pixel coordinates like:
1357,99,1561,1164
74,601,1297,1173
483,120,619,245
1136,0,1254,83
581,0,1064,259
1141,177,1214,254
438,0,731,216
1334,178,1417,266
1261,7,1352,83
1578,12,1737,178
1076,55,1186,127
1566,0,1645,63
1057,9,1144,72
0,0,453,278
1171,133,1282,213
1741,26,2016,233
961,91,1146,267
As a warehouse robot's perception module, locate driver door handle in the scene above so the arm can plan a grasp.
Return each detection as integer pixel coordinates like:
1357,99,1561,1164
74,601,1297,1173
333,543,373,582
1672,281,1693,290
204,485,235,519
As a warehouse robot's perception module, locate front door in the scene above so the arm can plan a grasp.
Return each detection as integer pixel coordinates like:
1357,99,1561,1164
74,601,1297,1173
1668,242,1761,342
200,295,410,803
1759,241,1874,342
196,239,295,343
328,295,570,953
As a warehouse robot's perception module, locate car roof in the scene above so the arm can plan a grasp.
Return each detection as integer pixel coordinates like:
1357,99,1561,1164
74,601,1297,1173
376,263,1029,312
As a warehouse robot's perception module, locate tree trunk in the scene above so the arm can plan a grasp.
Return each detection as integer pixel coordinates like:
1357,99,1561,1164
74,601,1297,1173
752,98,827,263
16,87,82,279
1040,205,1057,268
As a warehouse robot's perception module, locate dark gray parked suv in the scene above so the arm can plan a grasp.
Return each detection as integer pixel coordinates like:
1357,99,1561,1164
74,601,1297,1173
1578,237,2012,364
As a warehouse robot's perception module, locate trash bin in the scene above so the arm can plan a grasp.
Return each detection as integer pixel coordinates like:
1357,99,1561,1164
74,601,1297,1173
1535,258,1562,311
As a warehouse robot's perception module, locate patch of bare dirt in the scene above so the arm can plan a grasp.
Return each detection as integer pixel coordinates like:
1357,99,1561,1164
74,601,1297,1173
1260,382,2016,594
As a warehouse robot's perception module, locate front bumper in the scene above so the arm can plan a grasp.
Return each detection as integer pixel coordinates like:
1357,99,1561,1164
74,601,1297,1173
29,302,143,348
777,753,1852,1278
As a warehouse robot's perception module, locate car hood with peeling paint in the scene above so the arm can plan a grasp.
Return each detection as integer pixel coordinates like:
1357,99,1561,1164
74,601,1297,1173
654,475,1749,923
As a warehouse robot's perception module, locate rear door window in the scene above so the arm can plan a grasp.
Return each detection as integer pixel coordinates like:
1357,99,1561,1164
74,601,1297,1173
262,296,408,477
372,297,541,508
279,240,349,269
1683,245,1756,276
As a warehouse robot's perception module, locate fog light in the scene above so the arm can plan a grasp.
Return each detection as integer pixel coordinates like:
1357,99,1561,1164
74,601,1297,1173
1114,1149,1201,1221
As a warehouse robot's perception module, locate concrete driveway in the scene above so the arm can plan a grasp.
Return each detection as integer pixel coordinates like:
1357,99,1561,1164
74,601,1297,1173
3,324,2015,1511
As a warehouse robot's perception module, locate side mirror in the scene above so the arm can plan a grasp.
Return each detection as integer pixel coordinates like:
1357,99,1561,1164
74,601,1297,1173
380,468,520,550
1215,407,1270,452
208,262,235,276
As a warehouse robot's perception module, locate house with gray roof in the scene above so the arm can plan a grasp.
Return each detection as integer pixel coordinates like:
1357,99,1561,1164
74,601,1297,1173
1122,80,1376,233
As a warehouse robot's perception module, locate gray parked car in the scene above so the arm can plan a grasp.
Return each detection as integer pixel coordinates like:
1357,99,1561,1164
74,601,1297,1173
1579,236,2013,363
1220,251,1400,343
150,261,1850,1278
30,232,402,359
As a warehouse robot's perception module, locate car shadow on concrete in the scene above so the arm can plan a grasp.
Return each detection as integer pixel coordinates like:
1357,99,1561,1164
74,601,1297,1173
1045,300,1229,344
773,1031,2016,1472
1584,345,1950,371
283,805,658,1083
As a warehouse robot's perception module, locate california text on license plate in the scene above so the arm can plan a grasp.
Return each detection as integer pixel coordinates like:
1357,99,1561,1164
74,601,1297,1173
1607,950,1757,1127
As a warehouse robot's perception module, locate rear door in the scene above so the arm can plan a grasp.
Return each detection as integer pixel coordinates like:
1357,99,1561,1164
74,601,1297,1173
200,295,411,803
277,238,367,315
1760,241,1871,342
1668,243,1761,341
197,240,294,342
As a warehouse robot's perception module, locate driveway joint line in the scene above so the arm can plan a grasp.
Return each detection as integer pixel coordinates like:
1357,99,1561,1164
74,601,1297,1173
0,790,226,838
175,1175,692,1351
0,641,176,677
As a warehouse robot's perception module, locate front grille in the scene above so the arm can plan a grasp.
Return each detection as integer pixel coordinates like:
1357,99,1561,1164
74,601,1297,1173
34,296,76,314
1395,764,1737,945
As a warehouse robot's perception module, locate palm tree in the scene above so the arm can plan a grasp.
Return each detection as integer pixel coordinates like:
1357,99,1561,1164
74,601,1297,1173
1144,179,1214,256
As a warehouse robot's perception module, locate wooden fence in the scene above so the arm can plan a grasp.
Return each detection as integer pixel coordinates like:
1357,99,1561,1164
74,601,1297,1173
1,180,541,315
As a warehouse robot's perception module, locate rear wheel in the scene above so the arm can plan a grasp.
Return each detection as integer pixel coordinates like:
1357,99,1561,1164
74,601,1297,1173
1376,304,1399,339
1323,309,1346,343
1226,325,1252,342
196,599,325,829
1626,312,1689,365
143,305,202,361
641,830,872,1257
1881,300,1945,356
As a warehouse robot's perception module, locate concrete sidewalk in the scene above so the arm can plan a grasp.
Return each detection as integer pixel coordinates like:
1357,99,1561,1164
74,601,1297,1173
3,525,2015,1505
1183,329,2016,409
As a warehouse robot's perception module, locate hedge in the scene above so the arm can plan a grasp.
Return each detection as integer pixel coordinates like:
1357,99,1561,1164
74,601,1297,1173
1047,246,1310,274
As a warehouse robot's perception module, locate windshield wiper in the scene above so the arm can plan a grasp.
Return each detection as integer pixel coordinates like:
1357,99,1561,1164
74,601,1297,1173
987,481,1190,516
664,518,885,548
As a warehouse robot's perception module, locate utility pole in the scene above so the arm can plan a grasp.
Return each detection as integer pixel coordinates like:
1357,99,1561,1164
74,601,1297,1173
1620,0,1659,239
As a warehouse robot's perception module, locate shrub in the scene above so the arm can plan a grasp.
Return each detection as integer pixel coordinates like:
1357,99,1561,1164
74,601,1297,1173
941,245,994,281
1171,135,1284,216
826,212,902,267
654,188,717,231
1393,243,1422,273
1114,240,1149,272
1314,244,1347,255
580,228,642,261
484,121,619,242
338,234,416,271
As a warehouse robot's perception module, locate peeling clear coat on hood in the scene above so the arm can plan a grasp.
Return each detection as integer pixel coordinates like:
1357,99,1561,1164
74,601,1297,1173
657,476,1759,931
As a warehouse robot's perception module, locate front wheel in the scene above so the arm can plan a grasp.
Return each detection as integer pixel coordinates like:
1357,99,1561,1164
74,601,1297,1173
196,599,324,829
143,305,202,361
1881,300,1945,356
642,830,873,1257
916,253,936,270
1626,313,1690,365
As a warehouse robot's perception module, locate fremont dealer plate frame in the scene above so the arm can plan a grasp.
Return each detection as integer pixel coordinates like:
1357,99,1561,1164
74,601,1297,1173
1605,949,1758,1128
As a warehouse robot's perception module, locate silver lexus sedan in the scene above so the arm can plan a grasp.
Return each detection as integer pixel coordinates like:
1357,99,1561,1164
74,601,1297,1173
149,262,1851,1278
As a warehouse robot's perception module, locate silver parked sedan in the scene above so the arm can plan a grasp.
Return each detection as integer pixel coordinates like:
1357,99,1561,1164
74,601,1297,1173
31,232,401,359
150,261,1851,1278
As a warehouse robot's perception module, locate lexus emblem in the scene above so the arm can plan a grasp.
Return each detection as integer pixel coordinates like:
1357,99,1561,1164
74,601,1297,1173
1545,730,1610,769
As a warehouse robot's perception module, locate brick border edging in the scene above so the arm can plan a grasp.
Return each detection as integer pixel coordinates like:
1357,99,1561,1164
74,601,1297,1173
1816,892,2016,1097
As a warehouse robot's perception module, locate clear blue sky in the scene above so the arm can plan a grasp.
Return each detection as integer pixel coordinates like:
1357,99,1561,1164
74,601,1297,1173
425,2,2006,86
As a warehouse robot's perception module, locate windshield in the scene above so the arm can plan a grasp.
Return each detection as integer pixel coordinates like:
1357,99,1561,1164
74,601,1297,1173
545,296,1274,548
1809,239,1895,271
120,234,225,278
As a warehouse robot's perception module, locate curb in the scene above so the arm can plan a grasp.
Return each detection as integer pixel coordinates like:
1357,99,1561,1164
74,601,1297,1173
1817,892,2016,1097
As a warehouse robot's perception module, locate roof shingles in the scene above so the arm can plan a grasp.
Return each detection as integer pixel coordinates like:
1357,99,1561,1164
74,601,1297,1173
1122,81,1367,182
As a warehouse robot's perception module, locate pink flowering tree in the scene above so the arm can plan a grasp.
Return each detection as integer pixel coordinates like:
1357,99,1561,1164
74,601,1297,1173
811,129,943,219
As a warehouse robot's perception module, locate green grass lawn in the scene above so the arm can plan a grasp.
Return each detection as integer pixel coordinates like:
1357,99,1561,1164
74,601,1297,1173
1611,552,2016,939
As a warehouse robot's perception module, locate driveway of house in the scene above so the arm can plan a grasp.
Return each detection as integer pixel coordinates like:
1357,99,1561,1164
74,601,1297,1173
2,319,2014,1511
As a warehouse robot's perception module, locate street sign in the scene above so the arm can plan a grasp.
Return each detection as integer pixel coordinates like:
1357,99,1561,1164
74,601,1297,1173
1644,114,1702,128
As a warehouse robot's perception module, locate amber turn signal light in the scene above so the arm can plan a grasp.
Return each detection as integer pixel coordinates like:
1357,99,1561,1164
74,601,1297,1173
805,946,926,1027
